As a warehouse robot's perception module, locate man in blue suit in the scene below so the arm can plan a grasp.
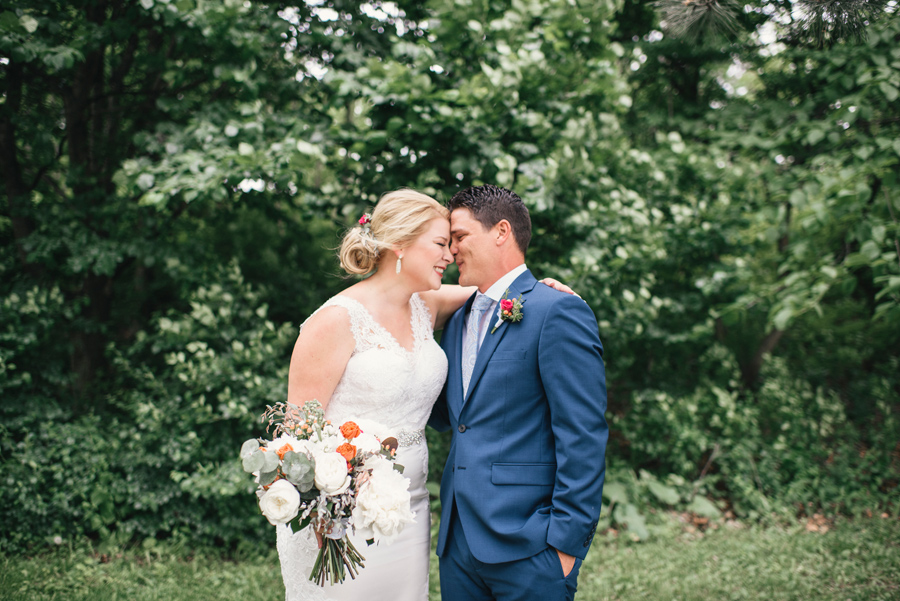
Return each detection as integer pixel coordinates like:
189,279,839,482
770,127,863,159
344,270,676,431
429,185,608,600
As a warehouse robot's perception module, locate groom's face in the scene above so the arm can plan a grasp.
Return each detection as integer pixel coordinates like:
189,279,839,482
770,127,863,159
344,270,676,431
450,208,496,291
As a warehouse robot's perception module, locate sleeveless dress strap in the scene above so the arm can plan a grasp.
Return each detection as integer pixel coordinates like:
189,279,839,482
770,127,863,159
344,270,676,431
301,295,392,354
409,293,434,343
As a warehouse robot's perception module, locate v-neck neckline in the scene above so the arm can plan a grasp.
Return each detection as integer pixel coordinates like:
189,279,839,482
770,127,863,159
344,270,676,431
337,294,418,354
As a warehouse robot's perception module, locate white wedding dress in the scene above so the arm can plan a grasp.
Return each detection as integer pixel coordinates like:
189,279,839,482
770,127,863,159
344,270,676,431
276,293,448,601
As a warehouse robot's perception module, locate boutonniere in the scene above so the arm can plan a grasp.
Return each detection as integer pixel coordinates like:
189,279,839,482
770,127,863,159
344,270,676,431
490,289,524,334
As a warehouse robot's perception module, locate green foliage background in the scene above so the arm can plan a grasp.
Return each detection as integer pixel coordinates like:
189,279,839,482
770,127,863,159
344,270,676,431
1,0,898,551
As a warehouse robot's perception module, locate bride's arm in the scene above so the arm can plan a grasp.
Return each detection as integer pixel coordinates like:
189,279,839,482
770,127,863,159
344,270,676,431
287,306,355,411
420,285,476,330
421,278,579,330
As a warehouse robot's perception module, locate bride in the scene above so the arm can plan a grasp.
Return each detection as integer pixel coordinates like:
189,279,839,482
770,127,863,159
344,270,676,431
277,189,569,601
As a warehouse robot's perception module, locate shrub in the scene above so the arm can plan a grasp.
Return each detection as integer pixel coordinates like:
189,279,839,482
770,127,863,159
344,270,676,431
0,265,296,551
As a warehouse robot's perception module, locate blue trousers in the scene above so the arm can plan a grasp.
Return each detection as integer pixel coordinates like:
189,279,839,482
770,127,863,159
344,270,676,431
439,509,582,601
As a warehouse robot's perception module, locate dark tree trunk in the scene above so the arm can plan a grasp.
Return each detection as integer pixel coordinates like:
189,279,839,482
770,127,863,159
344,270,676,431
0,61,39,275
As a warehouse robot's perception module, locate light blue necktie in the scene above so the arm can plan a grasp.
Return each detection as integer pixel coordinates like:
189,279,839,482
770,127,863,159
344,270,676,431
462,294,493,396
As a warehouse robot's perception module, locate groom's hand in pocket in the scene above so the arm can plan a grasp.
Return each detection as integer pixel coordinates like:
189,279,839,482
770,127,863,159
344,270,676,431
555,548,576,577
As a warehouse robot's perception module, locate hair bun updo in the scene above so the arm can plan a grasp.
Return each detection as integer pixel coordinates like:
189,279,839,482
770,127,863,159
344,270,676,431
338,189,449,277
339,226,382,275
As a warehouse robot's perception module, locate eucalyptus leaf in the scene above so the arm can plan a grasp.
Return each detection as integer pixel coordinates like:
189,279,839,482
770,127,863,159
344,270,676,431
241,450,265,474
261,450,280,473
258,469,279,488
240,439,260,459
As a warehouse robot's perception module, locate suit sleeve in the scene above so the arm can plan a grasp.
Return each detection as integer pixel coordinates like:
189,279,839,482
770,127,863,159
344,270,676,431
538,294,608,559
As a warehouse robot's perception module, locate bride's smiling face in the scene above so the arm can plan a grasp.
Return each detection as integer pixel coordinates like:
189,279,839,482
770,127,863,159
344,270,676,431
399,217,453,291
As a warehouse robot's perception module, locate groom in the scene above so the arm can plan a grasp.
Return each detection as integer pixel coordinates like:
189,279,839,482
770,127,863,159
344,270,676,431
429,184,608,600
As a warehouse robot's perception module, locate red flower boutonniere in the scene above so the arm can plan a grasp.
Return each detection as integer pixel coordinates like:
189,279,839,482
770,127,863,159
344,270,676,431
490,289,524,334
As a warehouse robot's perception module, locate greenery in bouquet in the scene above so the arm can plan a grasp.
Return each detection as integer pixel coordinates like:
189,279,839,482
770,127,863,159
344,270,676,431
239,400,414,586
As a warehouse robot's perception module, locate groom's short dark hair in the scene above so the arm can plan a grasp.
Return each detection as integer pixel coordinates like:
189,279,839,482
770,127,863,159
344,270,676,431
448,184,532,255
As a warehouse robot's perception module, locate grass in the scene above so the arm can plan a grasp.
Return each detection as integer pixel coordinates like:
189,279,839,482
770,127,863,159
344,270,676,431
575,517,900,601
2,517,898,601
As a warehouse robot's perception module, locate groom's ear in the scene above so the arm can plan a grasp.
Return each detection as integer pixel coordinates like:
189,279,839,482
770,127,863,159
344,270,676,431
493,219,512,246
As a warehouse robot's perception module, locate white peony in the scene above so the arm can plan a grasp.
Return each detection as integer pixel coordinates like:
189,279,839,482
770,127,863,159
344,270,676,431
351,457,415,544
314,451,352,495
267,435,303,455
258,479,301,525
353,432,383,455
312,431,344,454
354,419,392,442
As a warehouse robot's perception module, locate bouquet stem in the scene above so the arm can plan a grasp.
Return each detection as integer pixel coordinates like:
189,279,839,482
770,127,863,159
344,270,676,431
310,538,366,586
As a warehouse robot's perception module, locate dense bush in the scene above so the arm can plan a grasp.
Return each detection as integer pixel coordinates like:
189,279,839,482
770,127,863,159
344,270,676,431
612,351,900,524
0,266,295,551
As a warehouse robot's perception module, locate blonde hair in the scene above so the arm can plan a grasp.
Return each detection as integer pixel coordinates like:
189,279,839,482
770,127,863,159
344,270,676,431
339,189,449,275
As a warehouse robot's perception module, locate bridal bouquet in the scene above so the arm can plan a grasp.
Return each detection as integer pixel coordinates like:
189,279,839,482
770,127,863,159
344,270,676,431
240,400,415,586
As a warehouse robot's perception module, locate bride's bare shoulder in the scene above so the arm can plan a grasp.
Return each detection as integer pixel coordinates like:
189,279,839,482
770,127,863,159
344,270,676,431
298,300,353,342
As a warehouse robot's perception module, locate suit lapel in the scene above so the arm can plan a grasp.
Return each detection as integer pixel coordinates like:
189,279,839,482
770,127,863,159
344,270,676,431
461,270,538,410
448,293,476,417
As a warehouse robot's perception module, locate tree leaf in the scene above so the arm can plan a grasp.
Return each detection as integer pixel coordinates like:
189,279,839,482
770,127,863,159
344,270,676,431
772,307,793,331
879,82,899,102
688,496,721,518
614,503,649,540
806,129,825,145
602,481,629,505
647,480,681,505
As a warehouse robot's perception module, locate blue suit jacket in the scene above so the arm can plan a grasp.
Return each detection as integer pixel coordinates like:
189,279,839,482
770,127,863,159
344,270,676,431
429,270,608,563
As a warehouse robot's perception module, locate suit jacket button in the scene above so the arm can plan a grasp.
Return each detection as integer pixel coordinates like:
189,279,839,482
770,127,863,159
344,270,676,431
458,424,467,433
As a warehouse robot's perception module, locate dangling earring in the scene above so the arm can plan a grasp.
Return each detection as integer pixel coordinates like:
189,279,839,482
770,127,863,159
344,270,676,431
396,256,402,274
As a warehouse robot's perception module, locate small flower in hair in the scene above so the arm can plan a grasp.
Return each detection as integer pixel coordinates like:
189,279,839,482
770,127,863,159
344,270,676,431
358,213,372,229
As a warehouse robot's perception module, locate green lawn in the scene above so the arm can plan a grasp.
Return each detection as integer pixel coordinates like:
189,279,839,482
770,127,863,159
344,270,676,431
2,517,897,601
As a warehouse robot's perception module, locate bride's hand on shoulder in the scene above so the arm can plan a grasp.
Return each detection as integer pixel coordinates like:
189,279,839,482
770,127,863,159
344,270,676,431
540,277,580,298
288,304,355,411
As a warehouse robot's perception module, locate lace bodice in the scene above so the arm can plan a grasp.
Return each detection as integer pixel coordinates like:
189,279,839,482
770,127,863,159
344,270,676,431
303,293,448,432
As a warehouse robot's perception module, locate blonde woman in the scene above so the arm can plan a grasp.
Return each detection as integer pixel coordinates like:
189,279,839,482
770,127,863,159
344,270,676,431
277,189,571,601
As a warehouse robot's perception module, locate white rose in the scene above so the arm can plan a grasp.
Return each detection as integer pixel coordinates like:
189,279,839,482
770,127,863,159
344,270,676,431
258,479,301,525
314,451,352,495
351,461,415,544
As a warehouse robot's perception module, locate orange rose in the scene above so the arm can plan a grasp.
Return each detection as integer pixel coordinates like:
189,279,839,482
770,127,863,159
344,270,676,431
276,443,294,460
340,421,361,439
336,443,357,463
